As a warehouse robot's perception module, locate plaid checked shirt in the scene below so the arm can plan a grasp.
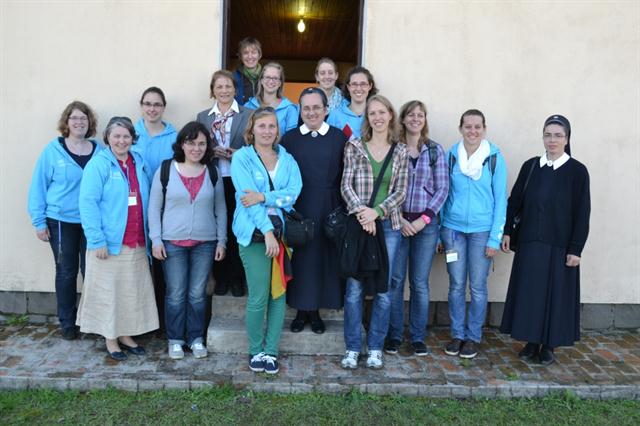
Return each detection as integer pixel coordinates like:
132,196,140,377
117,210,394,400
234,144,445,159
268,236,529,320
340,138,409,230
402,140,449,219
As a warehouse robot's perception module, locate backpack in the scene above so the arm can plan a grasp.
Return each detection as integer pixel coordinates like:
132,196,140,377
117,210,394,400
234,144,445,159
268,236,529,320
159,159,218,221
448,151,497,177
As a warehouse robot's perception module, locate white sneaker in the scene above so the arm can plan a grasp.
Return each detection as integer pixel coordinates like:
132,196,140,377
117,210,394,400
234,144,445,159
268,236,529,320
190,342,208,359
341,350,359,369
168,343,184,360
366,350,384,369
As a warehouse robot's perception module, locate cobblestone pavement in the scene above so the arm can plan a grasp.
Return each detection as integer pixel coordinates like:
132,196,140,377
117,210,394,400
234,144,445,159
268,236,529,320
1,325,638,399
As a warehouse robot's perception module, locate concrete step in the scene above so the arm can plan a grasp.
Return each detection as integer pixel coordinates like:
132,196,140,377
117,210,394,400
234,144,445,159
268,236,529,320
211,294,344,321
206,317,363,355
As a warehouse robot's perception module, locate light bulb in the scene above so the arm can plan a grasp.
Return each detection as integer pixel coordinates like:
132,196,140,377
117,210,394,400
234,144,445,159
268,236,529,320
297,18,305,33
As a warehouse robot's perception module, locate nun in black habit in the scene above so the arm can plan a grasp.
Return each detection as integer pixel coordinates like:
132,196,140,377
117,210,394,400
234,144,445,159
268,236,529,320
500,114,590,366
280,87,348,334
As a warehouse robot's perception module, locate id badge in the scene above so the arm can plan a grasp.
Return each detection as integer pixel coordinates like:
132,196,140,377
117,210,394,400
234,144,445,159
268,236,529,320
446,250,458,263
128,191,137,206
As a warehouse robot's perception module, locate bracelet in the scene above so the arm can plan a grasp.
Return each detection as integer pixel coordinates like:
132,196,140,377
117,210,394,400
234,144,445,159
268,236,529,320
420,214,431,225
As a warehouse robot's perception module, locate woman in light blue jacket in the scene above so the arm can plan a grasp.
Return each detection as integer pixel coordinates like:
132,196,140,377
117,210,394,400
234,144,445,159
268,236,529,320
231,107,302,374
244,62,299,134
77,117,158,361
27,100,100,340
440,109,507,360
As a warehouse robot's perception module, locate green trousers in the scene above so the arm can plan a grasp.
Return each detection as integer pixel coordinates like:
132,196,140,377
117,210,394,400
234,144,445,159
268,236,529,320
239,242,286,356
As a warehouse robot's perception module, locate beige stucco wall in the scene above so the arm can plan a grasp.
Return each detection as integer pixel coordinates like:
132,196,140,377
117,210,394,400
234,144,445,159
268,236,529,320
1,1,638,304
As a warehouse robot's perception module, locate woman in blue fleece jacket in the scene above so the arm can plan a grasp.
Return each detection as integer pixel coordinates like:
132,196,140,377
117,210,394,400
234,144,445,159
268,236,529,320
27,100,101,340
440,109,507,360
77,117,158,361
243,62,299,134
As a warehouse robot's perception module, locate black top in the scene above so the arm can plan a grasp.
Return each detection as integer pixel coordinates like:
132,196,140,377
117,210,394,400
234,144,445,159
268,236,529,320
505,157,590,256
59,137,96,169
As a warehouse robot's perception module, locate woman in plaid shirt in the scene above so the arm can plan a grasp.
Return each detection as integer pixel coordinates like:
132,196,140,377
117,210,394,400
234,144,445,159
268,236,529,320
385,100,449,357
339,95,409,370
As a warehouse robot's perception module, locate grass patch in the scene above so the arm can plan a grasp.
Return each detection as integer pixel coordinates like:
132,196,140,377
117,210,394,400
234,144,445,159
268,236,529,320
5,314,28,327
1,386,639,425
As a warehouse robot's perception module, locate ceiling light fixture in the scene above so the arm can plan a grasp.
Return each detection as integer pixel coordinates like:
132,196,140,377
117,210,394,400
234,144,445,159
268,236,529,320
297,17,306,33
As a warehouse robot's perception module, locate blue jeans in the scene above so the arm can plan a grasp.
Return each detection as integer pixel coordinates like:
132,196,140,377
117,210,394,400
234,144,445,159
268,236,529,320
344,219,402,352
47,218,86,330
388,221,439,343
162,241,215,346
440,227,491,343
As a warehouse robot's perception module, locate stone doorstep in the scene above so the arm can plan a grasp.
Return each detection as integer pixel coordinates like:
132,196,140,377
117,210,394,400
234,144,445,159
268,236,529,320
207,317,364,355
211,294,344,321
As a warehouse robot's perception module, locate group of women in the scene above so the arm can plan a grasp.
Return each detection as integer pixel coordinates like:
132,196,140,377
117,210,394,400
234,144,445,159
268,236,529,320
28,37,590,372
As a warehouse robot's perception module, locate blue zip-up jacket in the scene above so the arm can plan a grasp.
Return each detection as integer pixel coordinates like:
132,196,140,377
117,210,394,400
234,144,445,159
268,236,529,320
79,148,151,255
28,138,102,230
230,144,302,247
244,97,299,134
327,102,364,139
132,119,177,179
441,141,507,249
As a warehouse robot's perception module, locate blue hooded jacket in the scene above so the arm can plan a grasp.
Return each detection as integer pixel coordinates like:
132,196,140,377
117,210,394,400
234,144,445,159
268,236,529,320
244,97,299,134
132,119,177,179
28,138,102,229
230,144,302,247
326,102,364,139
79,148,151,255
441,141,507,249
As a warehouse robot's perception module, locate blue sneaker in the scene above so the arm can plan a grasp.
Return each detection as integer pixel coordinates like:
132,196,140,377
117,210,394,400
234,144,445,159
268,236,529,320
249,352,265,372
263,354,279,374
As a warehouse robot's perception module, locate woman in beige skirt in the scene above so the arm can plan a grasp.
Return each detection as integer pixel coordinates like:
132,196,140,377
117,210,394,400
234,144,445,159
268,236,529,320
77,116,158,361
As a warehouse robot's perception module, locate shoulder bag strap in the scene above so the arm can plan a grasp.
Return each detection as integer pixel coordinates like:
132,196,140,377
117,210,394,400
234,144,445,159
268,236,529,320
367,143,396,207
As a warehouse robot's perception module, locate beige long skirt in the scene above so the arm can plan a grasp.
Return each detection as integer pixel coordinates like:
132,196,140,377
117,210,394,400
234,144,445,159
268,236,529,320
76,246,159,339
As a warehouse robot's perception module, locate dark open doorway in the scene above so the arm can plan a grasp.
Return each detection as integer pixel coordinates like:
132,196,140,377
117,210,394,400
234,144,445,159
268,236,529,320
222,0,364,101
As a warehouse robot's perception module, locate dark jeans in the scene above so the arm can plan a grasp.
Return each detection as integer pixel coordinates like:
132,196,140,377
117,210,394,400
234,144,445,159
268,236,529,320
212,176,245,286
46,218,86,330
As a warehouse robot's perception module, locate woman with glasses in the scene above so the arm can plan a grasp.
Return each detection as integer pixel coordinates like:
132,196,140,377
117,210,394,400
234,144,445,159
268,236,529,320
148,121,227,360
77,117,158,361
327,66,378,140
340,95,408,370
315,57,344,114
231,107,302,374
385,100,449,357
28,100,101,341
133,87,177,177
440,109,507,360
280,87,348,334
244,62,299,134
500,115,590,366
197,69,251,297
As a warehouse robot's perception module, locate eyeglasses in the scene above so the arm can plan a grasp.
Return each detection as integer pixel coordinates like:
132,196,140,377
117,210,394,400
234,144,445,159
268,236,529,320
262,76,281,82
301,105,325,113
184,141,207,148
69,116,88,122
348,82,370,88
142,102,164,108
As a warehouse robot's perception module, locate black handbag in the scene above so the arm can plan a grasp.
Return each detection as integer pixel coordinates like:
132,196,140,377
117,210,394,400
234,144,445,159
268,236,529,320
509,158,537,251
324,143,397,244
253,148,314,247
251,214,283,242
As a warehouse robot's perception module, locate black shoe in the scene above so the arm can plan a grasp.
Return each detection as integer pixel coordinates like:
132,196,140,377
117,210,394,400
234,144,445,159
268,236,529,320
61,326,78,341
310,318,325,334
539,346,555,366
214,281,229,296
119,343,146,356
518,342,540,360
459,340,479,359
308,310,325,334
384,338,401,355
412,341,429,356
108,350,127,361
290,318,305,333
231,281,245,297
444,338,463,356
